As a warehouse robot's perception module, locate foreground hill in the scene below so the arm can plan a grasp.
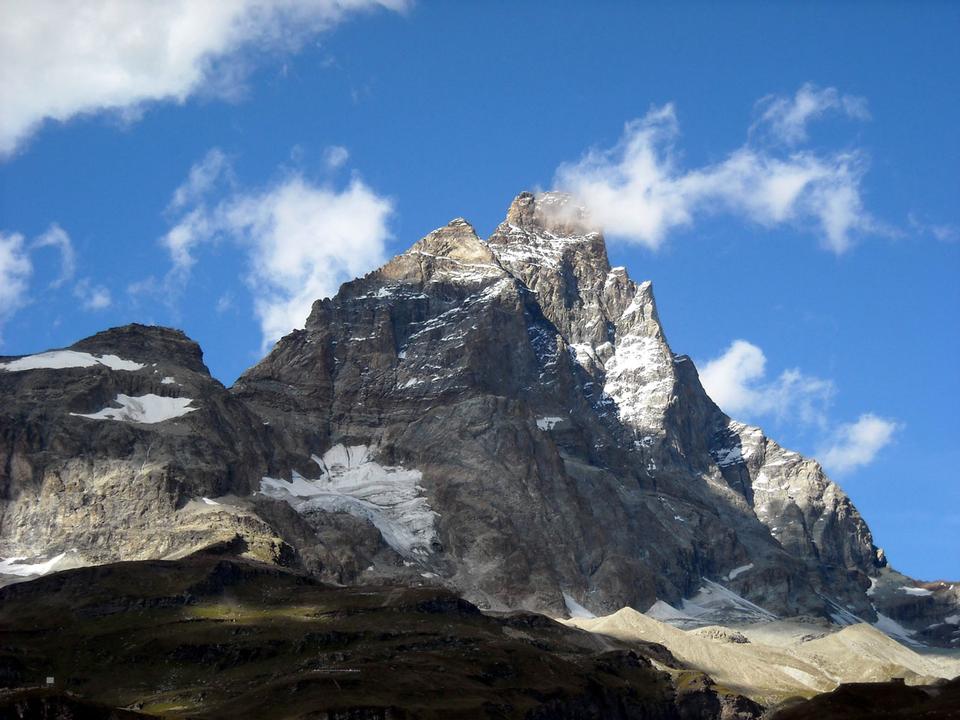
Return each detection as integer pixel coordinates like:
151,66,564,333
0,549,761,719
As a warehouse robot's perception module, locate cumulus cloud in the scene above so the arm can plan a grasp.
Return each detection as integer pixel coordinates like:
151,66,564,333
699,339,834,426
554,88,876,253
73,278,112,310
752,83,870,146
0,0,409,156
0,232,33,340
161,152,393,349
818,414,900,474
31,224,75,288
223,177,393,347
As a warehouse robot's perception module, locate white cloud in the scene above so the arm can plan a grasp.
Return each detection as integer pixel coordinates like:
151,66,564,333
226,177,393,346
31,224,75,288
818,414,900,474
323,145,350,170
74,278,112,310
752,83,870,146
0,0,409,156
161,159,393,349
0,232,33,340
554,90,876,253
699,339,834,426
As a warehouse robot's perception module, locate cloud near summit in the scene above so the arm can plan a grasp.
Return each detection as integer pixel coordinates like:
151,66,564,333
554,86,877,254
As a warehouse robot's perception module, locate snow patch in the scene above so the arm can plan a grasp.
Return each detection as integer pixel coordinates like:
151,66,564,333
712,445,743,467
681,579,777,624
160,376,177,385
0,552,70,577
645,600,695,622
71,394,196,424
536,416,563,431
945,614,960,625
602,333,674,431
562,591,596,619
898,586,934,597
201,497,221,506
260,444,438,559
778,666,821,689
0,350,144,372
873,612,920,645
726,563,754,581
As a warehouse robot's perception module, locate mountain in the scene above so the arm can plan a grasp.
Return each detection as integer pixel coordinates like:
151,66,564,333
1,192,957,653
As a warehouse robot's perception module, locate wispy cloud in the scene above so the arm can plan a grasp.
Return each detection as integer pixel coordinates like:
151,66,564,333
159,151,393,349
909,213,959,244
323,145,350,170
699,339,834,427
31,224,75,288
818,414,900,474
554,87,877,254
751,83,870,146
0,232,33,343
0,0,410,157
0,224,92,342
168,148,234,213
216,292,235,315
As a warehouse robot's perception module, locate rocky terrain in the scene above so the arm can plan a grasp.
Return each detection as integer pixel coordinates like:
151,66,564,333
1,191,958,709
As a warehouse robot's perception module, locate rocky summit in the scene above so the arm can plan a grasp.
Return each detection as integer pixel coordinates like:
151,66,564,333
1,192,958,712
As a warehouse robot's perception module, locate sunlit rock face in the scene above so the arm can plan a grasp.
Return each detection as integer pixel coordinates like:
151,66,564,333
0,325,288,582
2,192,956,648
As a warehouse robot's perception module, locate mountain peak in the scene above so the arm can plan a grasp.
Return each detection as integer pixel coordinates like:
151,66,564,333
376,215,505,286
413,216,484,256
70,323,210,375
504,191,597,238
489,192,609,275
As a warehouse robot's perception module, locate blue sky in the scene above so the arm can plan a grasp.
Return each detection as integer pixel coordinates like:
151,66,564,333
0,1,957,579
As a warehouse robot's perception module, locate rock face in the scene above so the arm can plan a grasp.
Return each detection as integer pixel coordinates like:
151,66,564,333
1,192,956,647
0,325,287,570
